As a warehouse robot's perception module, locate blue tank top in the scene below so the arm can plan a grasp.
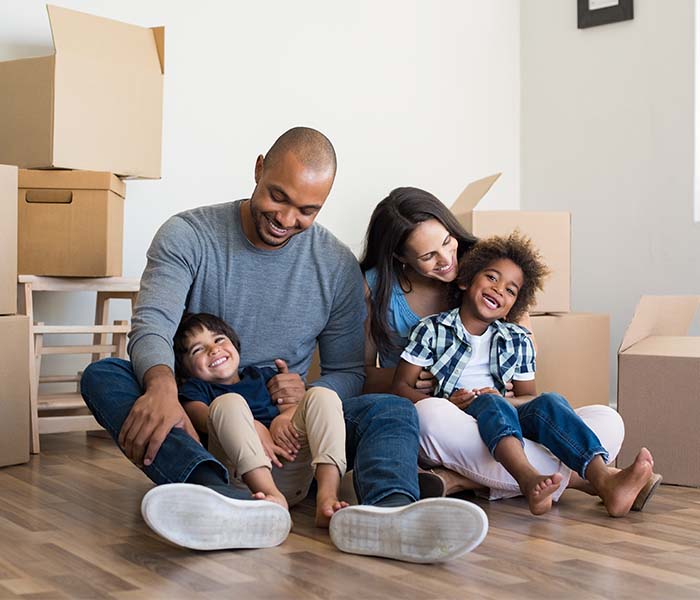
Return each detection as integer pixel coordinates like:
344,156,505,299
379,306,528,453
365,268,421,368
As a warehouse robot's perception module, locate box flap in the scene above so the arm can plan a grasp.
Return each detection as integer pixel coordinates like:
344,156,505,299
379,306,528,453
151,26,165,75
619,295,700,353
19,169,126,198
450,173,502,215
47,5,164,178
624,336,700,358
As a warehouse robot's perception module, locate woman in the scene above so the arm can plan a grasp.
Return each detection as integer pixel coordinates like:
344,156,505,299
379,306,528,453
360,187,633,504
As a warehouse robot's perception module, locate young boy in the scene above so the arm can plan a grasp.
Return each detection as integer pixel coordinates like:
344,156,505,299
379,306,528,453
392,232,660,517
174,312,348,527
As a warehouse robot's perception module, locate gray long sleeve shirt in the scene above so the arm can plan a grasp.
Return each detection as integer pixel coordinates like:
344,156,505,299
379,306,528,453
128,200,366,399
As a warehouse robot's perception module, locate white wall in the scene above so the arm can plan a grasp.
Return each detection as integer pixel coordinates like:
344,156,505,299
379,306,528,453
0,1,521,373
521,0,700,404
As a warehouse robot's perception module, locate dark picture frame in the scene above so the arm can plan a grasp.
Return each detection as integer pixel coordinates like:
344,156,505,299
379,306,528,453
577,0,633,29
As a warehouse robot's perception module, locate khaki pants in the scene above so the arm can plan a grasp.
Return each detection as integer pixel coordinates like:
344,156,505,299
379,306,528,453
207,386,346,507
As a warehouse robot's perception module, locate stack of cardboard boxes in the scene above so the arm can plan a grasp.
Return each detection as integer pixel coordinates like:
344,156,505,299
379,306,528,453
0,165,30,467
0,4,164,276
0,5,164,463
450,174,610,409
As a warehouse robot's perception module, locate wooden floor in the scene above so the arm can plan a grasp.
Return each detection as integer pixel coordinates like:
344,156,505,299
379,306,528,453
0,435,699,600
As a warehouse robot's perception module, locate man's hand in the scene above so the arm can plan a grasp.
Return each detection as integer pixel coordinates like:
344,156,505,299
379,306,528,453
254,420,295,468
415,369,437,395
118,365,200,467
448,388,479,410
267,359,305,406
269,412,301,457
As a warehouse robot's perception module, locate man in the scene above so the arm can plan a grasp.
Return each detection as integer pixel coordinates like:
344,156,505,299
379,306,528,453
81,127,488,562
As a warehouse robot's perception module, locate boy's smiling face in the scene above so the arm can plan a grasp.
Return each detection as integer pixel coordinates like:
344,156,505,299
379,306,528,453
181,327,241,385
460,258,524,325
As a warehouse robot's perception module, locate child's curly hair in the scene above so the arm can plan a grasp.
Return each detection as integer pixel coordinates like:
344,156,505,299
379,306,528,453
455,231,550,322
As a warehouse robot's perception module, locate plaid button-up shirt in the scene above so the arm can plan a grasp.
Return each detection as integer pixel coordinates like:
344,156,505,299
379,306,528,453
400,308,536,398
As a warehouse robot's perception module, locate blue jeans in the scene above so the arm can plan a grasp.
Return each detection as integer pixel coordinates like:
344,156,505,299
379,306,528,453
81,358,421,505
465,392,608,478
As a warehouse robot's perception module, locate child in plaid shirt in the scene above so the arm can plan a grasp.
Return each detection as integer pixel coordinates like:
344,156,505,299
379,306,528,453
393,232,659,517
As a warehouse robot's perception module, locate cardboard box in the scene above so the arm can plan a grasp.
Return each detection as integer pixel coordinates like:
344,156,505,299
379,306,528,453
0,315,30,467
18,169,126,277
0,5,164,179
618,296,700,486
530,312,610,409
0,165,17,315
451,174,571,313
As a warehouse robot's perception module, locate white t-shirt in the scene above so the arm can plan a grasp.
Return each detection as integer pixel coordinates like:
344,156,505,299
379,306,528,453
455,321,535,391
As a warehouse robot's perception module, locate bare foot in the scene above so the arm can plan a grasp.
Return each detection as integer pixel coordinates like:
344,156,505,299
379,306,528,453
315,495,349,528
598,448,653,517
251,490,289,510
522,473,563,516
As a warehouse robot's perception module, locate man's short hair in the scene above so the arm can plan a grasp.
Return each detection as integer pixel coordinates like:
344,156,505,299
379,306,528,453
263,127,337,177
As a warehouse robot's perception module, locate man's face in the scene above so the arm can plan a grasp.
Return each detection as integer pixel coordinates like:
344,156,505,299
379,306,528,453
246,151,334,249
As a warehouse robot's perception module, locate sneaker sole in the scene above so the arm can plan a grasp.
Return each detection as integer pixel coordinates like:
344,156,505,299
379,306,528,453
141,483,291,550
329,497,488,563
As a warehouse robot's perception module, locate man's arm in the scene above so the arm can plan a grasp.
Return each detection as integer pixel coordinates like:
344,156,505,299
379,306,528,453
122,216,203,465
310,258,366,399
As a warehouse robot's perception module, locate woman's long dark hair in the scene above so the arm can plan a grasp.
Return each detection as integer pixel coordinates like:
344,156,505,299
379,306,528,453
359,187,477,358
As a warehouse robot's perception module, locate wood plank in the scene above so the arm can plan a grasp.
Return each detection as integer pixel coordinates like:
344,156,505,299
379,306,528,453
0,433,699,599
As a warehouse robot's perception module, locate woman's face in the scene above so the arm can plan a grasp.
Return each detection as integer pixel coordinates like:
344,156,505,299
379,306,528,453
399,219,459,283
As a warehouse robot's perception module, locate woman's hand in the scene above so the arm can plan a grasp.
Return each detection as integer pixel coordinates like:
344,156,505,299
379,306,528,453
415,369,437,395
448,388,478,410
270,412,301,457
254,420,295,468
503,381,514,398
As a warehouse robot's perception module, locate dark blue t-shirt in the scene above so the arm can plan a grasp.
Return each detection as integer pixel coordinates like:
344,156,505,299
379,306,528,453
178,366,280,427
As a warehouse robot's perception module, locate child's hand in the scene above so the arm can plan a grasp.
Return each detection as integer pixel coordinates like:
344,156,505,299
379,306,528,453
253,420,294,467
270,412,301,457
448,388,479,410
475,387,501,397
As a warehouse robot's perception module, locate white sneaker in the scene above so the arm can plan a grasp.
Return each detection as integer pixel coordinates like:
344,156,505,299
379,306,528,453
141,483,291,550
329,497,488,563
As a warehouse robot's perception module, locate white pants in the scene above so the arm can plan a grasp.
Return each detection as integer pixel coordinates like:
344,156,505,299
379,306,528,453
416,397,625,501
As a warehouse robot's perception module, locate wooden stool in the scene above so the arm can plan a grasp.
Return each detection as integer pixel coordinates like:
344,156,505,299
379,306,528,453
17,275,140,453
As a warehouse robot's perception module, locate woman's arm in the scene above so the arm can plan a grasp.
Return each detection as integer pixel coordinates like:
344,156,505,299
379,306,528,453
510,379,537,407
182,400,210,433
391,359,431,404
362,278,398,393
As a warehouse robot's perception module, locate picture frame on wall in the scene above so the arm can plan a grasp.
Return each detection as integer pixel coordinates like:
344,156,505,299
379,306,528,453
577,0,633,29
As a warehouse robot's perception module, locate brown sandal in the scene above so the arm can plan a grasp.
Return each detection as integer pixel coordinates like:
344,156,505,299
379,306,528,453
631,472,663,511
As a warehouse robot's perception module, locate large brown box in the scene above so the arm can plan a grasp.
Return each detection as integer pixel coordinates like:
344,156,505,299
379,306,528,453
618,296,700,486
0,5,164,179
18,170,126,277
530,312,610,408
0,315,30,467
0,165,17,314
450,174,571,314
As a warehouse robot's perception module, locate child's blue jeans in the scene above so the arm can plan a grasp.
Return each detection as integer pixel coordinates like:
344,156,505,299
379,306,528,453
464,392,609,479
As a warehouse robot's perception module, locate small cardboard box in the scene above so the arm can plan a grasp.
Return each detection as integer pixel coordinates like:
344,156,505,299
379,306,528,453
530,313,610,409
617,296,700,486
451,174,571,314
0,165,17,315
0,5,164,179
0,315,30,467
18,169,126,277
